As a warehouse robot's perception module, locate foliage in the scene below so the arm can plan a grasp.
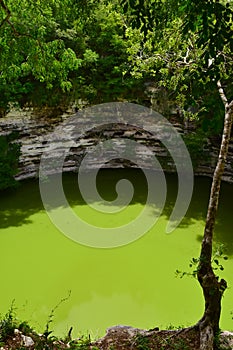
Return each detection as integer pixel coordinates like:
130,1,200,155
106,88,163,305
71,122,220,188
182,130,209,168
120,0,179,37
0,302,17,342
134,331,191,350
0,0,232,142
175,244,228,279
134,333,151,350
43,290,71,339
69,336,92,350
0,0,144,110
120,0,233,136
118,5,233,341
0,0,82,109
166,324,185,331
0,133,21,191
0,304,96,349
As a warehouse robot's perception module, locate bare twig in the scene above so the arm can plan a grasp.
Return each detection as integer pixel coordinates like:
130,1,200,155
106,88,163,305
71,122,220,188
44,290,71,337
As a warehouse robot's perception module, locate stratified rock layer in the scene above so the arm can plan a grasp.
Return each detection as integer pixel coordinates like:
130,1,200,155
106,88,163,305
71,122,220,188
0,108,232,182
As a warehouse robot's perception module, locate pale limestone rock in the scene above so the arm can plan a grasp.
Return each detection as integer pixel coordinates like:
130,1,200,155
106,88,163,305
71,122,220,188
220,331,233,349
21,335,34,347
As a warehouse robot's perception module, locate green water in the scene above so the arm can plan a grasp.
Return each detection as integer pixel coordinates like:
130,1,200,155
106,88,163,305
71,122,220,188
0,170,233,338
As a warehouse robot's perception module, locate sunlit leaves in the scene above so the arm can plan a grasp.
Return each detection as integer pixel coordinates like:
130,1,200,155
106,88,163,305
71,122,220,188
83,49,99,64
0,0,232,113
176,245,229,280
0,0,136,108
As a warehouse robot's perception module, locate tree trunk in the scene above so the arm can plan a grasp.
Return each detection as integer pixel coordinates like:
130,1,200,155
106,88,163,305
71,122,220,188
196,83,233,350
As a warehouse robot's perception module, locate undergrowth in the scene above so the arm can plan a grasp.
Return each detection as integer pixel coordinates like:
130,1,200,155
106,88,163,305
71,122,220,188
0,299,98,350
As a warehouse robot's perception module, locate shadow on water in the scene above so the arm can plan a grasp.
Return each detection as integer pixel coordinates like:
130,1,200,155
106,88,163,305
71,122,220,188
0,169,232,255
0,179,44,229
162,174,233,256
0,169,149,230
214,183,233,255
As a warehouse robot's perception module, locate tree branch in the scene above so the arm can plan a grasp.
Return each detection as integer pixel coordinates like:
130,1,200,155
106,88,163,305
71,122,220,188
217,80,228,106
0,0,41,43
0,0,20,36
0,0,11,28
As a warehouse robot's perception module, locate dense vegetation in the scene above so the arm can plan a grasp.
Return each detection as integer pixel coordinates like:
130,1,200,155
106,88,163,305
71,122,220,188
0,0,232,132
0,0,144,112
0,305,94,349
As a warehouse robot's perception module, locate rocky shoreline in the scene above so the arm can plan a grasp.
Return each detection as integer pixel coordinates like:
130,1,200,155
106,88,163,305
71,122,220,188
1,325,233,349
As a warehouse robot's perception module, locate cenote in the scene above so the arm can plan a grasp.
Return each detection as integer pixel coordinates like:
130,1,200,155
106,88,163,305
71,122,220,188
0,169,233,338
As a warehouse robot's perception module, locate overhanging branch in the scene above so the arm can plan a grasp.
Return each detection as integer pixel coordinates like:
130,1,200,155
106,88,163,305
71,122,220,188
0,0,19,35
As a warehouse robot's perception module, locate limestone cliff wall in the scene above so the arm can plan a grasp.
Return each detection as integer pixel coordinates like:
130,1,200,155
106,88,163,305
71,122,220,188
0,108,232,183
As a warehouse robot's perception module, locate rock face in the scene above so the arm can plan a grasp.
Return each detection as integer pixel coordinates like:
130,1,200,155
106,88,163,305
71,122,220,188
0,108,232,183
0,109,68,180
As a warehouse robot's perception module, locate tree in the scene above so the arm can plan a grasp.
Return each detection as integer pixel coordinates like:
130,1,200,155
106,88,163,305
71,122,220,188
182,2,233,348
0,0,142,112
120,0,233,348
0,0,84,112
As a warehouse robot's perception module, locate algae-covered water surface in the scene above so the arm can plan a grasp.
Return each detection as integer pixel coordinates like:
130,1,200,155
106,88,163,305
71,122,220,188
0,170,232,337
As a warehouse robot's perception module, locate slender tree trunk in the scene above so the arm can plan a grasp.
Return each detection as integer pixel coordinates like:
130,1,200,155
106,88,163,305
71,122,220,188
197,82,233,350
